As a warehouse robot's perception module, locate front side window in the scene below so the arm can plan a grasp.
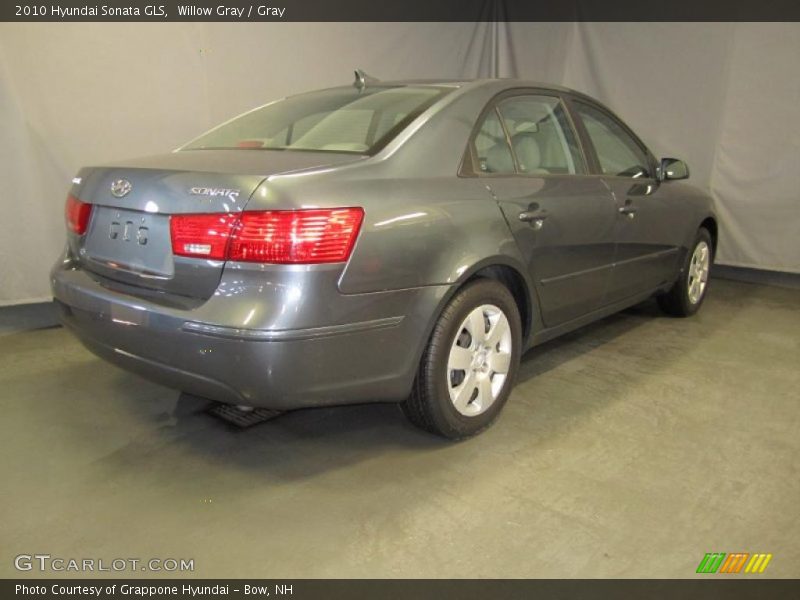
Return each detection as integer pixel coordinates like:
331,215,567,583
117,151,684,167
573,101,652,178
182,86,450,155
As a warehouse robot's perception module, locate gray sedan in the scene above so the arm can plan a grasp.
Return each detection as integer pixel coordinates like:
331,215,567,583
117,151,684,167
51,77,716,438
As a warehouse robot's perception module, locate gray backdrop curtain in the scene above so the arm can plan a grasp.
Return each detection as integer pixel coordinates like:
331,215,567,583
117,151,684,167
1,22,797,305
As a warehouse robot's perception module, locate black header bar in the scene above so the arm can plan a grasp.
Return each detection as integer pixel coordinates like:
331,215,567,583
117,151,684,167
3,0,800,22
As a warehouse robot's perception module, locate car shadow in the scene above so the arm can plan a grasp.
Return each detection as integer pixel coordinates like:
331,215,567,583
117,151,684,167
517,297,666,382
86,281,746,484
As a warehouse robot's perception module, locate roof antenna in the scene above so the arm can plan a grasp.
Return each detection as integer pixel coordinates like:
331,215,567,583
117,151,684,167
353,69,379,92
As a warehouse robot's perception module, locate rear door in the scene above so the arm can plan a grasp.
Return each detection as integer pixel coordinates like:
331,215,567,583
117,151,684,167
466,91,618,327
568,99,681,302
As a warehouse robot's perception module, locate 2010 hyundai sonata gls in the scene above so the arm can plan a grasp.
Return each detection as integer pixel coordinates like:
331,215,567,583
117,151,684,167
51,78,716,439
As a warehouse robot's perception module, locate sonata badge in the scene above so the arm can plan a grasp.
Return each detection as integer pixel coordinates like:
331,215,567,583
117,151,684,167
189,187,240,201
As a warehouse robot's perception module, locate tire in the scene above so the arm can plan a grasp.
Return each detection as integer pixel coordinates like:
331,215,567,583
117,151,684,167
658,228,713,317
402,278,522,439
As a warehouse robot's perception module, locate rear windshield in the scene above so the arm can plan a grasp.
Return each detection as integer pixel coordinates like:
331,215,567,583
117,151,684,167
181,86,451,155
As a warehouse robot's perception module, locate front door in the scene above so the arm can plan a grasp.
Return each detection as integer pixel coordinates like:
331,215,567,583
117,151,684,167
569,100,681,303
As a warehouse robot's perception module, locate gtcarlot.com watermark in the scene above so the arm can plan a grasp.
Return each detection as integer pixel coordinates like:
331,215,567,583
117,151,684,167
14,554,194,573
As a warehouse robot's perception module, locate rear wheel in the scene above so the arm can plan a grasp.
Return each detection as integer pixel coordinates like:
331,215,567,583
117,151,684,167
658,228,713,317
402,278,522,439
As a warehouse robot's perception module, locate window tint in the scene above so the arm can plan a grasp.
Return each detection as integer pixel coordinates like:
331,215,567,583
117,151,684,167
182,86,450,154
473,109,515,174
574,102,651,178
497,96,586,175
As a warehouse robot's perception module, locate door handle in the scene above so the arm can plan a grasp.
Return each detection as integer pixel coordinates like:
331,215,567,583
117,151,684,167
618,206,637,220
519,211,547,222
518,201,541,222
518,211,547,230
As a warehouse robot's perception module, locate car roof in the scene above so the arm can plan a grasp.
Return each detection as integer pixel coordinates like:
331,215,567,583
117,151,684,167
285,79,593,105
327,78,594,103
370,78,580,93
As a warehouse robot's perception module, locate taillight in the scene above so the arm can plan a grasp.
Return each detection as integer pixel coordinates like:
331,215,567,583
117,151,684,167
229,208,364,264
169,208,364,264
170,213,239,260
65,195,92,235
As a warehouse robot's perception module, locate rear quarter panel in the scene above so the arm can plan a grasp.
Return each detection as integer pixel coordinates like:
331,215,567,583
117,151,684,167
339,177,525,293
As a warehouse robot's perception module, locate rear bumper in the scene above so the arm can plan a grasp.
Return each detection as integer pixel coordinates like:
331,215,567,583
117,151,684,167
51,257,449,409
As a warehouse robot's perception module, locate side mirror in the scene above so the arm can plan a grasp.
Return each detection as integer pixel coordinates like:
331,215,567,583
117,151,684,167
659,158,689,181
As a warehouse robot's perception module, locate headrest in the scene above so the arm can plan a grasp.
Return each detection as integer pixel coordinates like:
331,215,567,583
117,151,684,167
485,142,514,173
511,132,542,173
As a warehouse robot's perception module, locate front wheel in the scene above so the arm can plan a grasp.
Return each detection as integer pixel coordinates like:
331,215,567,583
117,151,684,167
402,278,522,439
658,228,713,317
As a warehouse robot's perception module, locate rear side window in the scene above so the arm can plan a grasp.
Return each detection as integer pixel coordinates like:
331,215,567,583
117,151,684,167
573,101,652,178
469,94,586,175
497,96,586,175
473,109,515,174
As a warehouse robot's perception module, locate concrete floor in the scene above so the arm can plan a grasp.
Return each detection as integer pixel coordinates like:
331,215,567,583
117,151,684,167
1,278,798,578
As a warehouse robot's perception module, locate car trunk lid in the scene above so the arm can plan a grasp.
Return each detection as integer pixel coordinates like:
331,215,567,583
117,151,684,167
71,150,362,298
